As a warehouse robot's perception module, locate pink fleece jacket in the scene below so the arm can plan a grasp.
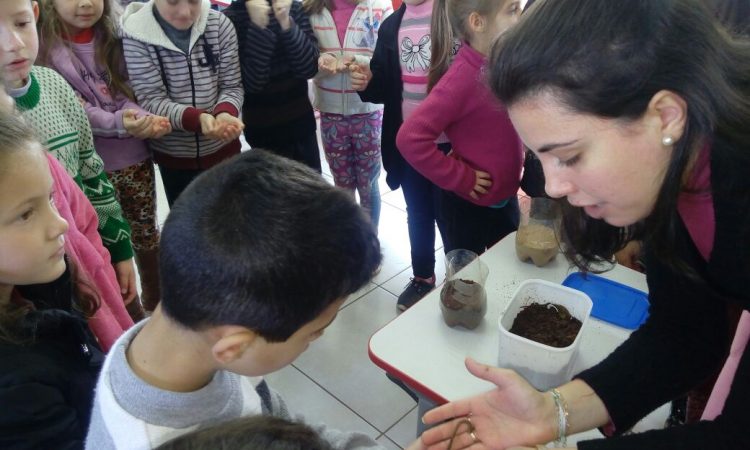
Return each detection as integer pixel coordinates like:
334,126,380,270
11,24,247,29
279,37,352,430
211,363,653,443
47,154,133,351
396,43,523,206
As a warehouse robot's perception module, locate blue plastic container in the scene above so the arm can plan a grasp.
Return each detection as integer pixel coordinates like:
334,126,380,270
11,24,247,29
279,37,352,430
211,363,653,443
561,272,650,329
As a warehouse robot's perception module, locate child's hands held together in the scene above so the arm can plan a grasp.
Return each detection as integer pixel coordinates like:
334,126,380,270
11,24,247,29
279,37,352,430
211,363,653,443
123,109,153,139
124,110,172,139
349,61,372,91
201,113,244,143
215,113,245,142
470,170,492,200
246,0,271,29
272,0,292,30
318,54,356,75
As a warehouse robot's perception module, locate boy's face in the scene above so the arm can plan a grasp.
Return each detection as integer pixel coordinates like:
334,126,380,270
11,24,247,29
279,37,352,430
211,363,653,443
154,0,201,31
0,0,39,89
225,298,345,376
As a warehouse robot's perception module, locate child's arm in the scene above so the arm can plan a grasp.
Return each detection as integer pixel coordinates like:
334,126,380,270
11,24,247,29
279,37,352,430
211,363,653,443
212,14,244,120
277,1,319,80
62,84,135,268
395,73,483,201
122,38,206,133
356,19,392,104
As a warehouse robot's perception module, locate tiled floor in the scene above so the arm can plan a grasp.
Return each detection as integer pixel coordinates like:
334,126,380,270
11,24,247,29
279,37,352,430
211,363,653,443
151,141,444,449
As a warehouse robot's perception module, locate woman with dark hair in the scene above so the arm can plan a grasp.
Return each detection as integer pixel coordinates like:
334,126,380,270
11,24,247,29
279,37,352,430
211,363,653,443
416,0,750,449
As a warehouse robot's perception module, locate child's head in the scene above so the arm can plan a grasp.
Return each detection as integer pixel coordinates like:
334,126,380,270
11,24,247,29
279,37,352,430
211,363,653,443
155,415,332,450
0,0,40,89
0,110,69,291
37,0,133,99
159,150,381,374
428,0,521,89
153,0,203,31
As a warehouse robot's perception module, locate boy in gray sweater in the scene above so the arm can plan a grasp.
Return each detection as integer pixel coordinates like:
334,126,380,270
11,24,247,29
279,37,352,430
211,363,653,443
85,150,386,449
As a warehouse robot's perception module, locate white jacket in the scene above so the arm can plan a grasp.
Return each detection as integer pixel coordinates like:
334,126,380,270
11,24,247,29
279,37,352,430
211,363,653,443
310,0,392,115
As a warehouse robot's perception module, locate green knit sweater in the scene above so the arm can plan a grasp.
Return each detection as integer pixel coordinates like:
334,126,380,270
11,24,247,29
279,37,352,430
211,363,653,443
15,66,133,262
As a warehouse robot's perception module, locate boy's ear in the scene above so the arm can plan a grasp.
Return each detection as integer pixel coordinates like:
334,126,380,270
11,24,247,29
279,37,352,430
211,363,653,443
32,1,39,21
211,328,257,365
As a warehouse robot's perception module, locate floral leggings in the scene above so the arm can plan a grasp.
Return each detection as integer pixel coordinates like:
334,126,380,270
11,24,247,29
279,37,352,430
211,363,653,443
107,159,160,251
320,111,383,227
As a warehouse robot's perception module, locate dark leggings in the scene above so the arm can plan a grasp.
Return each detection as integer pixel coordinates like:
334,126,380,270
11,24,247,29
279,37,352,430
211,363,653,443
401,163,445,278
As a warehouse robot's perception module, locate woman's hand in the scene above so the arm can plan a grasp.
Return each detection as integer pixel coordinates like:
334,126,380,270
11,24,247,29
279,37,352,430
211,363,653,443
420,358,557,449
470,170,492,200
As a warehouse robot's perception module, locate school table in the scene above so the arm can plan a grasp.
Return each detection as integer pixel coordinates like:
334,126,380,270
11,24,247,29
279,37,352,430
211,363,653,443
368,232,670,445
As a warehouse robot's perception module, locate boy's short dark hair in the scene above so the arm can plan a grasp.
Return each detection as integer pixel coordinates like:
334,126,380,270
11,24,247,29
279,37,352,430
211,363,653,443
155,415,332,450
159,150,381,341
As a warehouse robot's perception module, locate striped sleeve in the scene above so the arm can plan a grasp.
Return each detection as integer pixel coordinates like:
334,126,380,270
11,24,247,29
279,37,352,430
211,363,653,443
279,2,320,80
62,77,134,262
212,13,244,117
224,2,277,94
122,37,204,132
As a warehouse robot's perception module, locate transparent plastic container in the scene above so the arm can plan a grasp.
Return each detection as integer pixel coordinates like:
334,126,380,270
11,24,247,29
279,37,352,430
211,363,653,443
440,249,489,330
497,279,593,390
515,198,561,267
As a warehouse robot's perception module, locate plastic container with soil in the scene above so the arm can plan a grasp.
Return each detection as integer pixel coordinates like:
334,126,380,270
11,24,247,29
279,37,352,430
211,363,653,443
440,249,489,330
498,279,593,390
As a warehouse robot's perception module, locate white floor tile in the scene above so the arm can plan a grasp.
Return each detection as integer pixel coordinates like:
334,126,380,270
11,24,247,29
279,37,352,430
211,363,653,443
381,189,406,211
372,204,411,285
385,407,419,449
264,365,380,438
344,282,378,308
376,435,404,450
293,287,417,432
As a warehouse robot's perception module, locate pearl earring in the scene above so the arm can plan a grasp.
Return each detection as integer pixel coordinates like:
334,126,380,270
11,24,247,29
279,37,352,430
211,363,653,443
662,135,674,146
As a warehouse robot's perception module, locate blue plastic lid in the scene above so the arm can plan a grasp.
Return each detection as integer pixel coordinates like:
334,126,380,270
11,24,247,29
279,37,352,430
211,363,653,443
561,272,650,329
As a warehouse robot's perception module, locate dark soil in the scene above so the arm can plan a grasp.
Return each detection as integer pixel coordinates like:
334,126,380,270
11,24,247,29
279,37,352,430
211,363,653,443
509,302,582,348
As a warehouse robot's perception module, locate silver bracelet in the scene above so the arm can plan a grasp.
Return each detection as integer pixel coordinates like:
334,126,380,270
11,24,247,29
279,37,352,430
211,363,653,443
550,388,569,447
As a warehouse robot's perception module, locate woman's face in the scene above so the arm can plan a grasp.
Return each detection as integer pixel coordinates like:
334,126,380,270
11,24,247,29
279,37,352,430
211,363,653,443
509,92,673,227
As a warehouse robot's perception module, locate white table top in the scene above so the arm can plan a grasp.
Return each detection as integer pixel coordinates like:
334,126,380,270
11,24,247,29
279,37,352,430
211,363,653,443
369,232,668,441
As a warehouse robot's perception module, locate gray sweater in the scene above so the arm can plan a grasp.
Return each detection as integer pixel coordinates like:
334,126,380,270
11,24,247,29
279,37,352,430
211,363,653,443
85,320,385,449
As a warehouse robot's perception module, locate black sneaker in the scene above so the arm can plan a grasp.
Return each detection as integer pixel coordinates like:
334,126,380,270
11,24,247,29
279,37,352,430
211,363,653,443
397,278,435,312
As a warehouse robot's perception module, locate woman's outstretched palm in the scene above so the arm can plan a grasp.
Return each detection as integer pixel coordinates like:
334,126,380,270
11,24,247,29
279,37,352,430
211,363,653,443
420,358,554,449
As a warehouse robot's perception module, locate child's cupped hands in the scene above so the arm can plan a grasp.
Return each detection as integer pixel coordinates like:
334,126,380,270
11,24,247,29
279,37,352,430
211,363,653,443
318,54,356,75
349,61,372,91
202,113,244,142
123,110,172,139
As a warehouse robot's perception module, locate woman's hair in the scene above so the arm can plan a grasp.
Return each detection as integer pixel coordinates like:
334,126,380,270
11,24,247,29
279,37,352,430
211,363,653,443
303,0,338,16
155,416,333,450
488,0,750,271
37,0,134,100
708,0,750,35
428,0,506,90
0,112,100,344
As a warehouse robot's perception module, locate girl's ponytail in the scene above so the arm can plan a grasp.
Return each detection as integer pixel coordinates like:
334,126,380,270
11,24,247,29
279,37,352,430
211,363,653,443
427,0,453,92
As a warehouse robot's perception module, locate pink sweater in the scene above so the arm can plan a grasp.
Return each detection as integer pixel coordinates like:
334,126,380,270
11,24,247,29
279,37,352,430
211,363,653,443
396,43,523,206
47,154,133,352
